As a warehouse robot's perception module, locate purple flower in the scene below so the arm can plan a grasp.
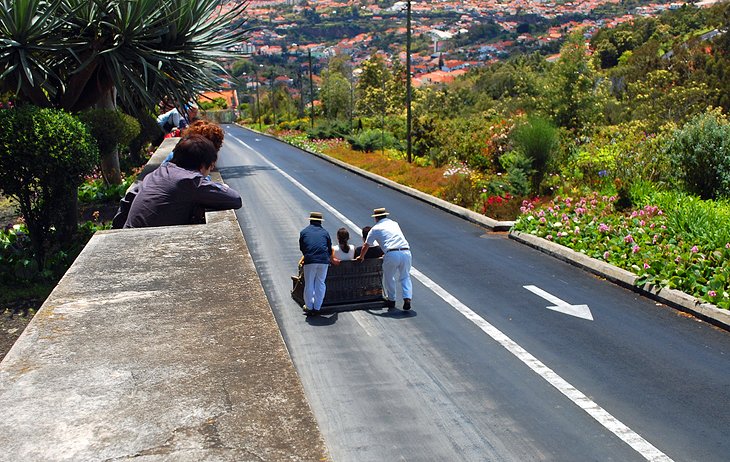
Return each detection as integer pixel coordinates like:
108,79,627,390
643,263,650,269
691,246,699,253
632,245,640,253
598,223,610,233
709,290,717,297
624,234,634,244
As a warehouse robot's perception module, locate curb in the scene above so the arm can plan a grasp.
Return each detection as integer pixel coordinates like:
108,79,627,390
236,124,730,331
238,124,515,231
510,231,730,331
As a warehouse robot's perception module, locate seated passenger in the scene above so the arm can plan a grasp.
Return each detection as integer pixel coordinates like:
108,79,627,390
354,226,384,259
123,134,241,228
332,227,355,261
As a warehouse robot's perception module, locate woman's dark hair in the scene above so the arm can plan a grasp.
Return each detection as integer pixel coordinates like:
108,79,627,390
337,227,350,253
361,226,372,242
171,134,217,171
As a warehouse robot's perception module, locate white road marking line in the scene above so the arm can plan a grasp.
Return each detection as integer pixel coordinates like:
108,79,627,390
230,134,674,462
524,285,594,320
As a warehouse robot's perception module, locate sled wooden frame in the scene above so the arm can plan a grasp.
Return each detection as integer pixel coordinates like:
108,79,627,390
291,258,388,311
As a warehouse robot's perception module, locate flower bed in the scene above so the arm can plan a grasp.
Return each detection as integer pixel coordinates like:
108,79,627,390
513,193,730,309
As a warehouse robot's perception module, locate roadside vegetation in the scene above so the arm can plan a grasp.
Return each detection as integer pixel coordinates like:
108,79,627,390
242,3,730,310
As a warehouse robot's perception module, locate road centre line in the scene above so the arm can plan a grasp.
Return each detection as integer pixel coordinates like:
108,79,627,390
230,134,673,462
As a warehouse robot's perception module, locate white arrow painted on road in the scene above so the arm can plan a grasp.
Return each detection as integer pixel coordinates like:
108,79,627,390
523,285,594,321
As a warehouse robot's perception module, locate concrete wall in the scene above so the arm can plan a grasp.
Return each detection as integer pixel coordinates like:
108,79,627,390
0,141,328,461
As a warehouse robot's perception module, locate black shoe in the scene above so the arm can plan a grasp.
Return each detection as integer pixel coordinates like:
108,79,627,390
385,300,396,309
403,299,411,311
305,308,320,316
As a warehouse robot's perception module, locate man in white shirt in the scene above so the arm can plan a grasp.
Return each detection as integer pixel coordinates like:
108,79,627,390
357,207,412,310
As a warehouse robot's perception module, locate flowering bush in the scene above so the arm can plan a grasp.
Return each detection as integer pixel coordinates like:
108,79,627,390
479,193,523,221
513,192,730,309
279,130,348,155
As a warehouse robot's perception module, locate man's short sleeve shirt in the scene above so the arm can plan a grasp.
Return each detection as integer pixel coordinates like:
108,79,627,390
366,218,409,252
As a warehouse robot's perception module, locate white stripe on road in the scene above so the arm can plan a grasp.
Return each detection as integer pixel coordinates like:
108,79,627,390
230,134,673,462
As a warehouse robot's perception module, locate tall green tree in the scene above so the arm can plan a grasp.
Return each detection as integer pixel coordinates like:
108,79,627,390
545,31,607,132
320,68,351,120
355,55,389,118
0,0,250,183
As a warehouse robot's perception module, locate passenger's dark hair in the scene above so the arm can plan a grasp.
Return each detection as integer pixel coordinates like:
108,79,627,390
337,227,350,253
171,134,217,171
361,226,372,242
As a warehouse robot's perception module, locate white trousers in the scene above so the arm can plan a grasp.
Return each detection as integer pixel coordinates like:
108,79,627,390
382,250,412,301
303,263,329,310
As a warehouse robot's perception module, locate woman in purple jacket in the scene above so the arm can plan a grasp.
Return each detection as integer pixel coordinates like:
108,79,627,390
123,135,241,228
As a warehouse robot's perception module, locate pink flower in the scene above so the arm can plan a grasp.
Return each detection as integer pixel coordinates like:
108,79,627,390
603,251,610,260
574,227,580,235
539,217,547,224
709,290,717,297
598,223,610,233
632,245,640,253
726,243,730,249
675,256,681,263
643,263,650,269
691,246,699,253
546,234,553,241
624,235,634,244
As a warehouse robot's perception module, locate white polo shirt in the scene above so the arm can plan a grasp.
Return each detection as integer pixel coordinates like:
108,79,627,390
366,218,409,252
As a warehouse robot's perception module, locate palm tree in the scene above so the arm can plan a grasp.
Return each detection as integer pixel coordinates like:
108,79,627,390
0,0,250,183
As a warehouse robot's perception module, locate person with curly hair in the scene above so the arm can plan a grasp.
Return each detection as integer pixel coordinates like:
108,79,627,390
123,134,241,228
112,120,230,229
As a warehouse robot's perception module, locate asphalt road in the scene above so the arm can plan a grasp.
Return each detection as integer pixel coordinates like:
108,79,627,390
217,124,730,462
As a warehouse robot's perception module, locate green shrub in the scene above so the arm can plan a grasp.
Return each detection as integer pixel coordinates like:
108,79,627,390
126,113,159,171
0,105,99,266
78,109,140,184
347,129,399,152
0,221,107,286
307,120,351,140
499,150,533,197
78,109,139,155
665,110,730,200
511,116,558,194
78,175,136,203
198,97,228,110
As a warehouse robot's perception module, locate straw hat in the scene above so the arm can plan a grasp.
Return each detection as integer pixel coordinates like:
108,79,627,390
309,211,324,221
371,207,390,218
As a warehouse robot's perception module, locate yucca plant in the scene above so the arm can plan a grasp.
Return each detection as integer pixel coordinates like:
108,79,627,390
0,0,250,182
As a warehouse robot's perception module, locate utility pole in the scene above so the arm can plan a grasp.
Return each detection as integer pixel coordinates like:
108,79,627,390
255,65,262,131
349,59,354,133
269,69,277,127
308,49,315,129
406,0,413,163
